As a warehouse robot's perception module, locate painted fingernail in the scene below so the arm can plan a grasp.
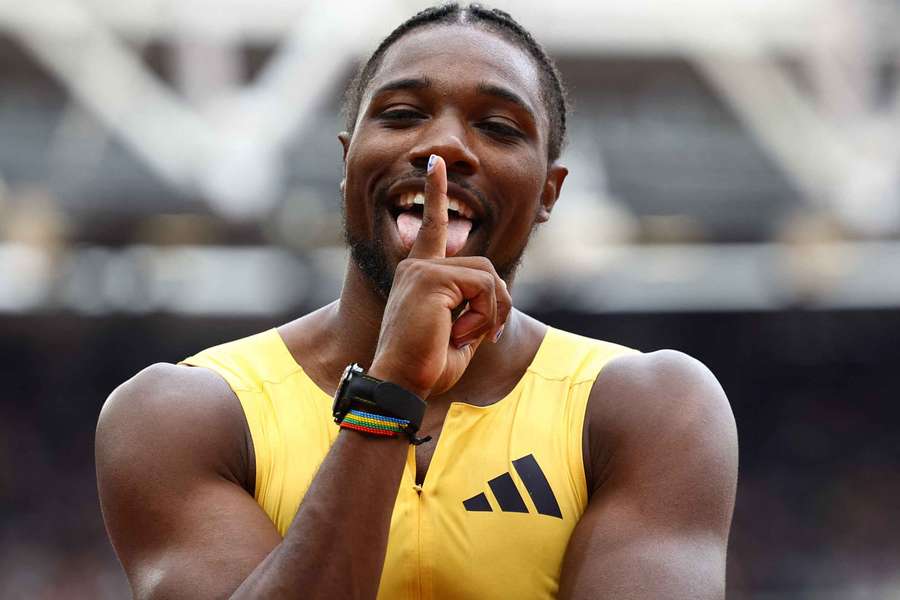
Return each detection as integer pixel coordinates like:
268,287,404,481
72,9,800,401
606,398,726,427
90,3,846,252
427,154,438,174
455,340,473,350
494,325,505,343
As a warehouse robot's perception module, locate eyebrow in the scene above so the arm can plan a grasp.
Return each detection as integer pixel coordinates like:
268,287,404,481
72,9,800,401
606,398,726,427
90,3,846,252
476,82,537,123
371,77,433,98
370,77,538,124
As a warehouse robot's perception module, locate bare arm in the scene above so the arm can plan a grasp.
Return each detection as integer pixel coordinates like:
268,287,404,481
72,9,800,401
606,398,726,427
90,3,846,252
559,350,739,600
96,155,510,599
96,362,411,600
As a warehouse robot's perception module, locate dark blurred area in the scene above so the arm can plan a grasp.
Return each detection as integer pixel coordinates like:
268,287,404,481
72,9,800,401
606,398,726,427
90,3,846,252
2,1,900,598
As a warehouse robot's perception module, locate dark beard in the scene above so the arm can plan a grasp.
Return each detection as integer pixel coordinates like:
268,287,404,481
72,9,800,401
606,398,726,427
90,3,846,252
345,206,395,299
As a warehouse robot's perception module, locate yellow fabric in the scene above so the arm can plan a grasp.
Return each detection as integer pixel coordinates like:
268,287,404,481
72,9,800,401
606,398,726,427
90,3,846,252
181,327,636,600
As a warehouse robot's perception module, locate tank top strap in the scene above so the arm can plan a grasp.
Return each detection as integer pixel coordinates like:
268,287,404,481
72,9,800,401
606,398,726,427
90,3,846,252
528,327,639,385
179,329,301,392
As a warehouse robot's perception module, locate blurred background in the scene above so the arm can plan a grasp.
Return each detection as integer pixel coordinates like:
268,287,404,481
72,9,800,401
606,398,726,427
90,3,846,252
1,0,899,598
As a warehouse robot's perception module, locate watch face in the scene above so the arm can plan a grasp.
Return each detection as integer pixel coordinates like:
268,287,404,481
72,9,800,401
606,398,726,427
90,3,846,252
332,363,362,417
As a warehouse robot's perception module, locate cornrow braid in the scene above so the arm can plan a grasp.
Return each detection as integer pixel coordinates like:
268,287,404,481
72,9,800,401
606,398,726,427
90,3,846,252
342,2,569,162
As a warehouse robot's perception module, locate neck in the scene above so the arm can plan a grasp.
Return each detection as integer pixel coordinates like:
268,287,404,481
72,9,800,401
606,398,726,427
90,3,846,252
334,264,390,366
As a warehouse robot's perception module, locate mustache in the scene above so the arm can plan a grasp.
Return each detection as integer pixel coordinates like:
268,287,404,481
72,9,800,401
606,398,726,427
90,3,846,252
373,169,494,224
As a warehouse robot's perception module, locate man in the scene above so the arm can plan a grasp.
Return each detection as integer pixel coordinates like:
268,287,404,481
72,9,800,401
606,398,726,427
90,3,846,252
96,4,738,599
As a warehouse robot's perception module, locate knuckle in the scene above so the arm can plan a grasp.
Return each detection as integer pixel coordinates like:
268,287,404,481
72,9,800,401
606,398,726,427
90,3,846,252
474,256,494,272
409,259,431,277
395,258,413,276
397,258,427,279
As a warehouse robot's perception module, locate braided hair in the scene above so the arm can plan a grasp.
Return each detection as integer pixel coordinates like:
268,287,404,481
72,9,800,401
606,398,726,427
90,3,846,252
342,3,569,162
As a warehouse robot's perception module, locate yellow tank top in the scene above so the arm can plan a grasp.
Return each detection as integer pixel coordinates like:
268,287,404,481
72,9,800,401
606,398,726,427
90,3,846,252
182,326,636,599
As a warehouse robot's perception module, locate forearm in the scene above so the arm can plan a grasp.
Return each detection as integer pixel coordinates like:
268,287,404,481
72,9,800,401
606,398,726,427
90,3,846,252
231,430,408,600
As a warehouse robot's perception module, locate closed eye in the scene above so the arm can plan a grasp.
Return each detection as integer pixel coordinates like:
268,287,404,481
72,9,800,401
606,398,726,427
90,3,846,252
478,120,525,140
379,109,426,123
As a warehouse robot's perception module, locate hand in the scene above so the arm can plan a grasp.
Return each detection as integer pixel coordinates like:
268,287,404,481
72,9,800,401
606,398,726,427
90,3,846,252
369,155,511,398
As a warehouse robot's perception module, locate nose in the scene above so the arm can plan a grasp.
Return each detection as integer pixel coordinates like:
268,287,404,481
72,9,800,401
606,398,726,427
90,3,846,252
407,115,480,176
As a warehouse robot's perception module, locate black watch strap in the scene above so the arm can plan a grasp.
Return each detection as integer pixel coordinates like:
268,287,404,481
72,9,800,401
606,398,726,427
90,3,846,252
347,374,428,429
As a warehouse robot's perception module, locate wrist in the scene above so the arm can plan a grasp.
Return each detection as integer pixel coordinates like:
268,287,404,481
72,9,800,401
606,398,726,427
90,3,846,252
368,360,432,400
332,362,432,445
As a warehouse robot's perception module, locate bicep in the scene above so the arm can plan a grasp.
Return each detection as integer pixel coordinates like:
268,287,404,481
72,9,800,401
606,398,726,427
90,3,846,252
560,350,738,600
560,493,728,600
96,364,282,600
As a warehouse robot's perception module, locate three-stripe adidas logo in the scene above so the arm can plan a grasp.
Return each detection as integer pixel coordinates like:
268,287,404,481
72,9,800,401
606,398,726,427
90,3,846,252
462,454,562,519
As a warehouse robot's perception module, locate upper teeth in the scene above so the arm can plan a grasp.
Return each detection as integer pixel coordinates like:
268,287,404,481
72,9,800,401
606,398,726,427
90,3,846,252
398,192,474,219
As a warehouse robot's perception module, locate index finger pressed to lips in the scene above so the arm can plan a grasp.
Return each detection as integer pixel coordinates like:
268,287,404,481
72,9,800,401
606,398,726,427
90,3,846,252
409,154,449,259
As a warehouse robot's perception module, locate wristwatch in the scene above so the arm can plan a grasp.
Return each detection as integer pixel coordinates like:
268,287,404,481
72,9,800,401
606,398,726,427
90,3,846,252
332,363,431,445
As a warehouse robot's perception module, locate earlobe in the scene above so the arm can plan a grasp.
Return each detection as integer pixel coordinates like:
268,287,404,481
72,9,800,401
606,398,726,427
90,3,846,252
536,164,568,223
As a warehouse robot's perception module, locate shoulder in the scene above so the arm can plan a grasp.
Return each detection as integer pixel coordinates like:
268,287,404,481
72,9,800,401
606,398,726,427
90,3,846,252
588,348,734,436
585,349,737,494
96,362,252,491
98,362,244,435
592,348,730,408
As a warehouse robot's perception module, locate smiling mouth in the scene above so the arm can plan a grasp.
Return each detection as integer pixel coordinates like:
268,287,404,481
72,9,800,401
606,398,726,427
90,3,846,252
390,191,481,256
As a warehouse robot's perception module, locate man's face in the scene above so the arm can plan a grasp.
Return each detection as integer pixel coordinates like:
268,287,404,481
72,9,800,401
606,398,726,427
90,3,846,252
341,24,567,297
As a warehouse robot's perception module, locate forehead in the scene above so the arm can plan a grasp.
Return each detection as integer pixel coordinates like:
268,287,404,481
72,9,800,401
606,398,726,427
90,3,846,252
366,24,544,117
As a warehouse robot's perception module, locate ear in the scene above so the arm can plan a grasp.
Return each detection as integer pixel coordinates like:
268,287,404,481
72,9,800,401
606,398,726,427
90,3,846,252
338,132,351,195
338,131,351,163
535,164,568,223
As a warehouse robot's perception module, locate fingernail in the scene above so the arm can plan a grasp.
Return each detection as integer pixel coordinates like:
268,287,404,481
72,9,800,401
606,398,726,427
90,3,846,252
455,340,473,350
493,325,505,343
427,154,438,174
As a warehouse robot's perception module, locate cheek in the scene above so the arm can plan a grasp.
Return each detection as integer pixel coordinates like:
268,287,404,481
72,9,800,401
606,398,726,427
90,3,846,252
344,143,373,196
491,161,545,230
346,129,404,197
343,142,379,215
341,157,375,236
